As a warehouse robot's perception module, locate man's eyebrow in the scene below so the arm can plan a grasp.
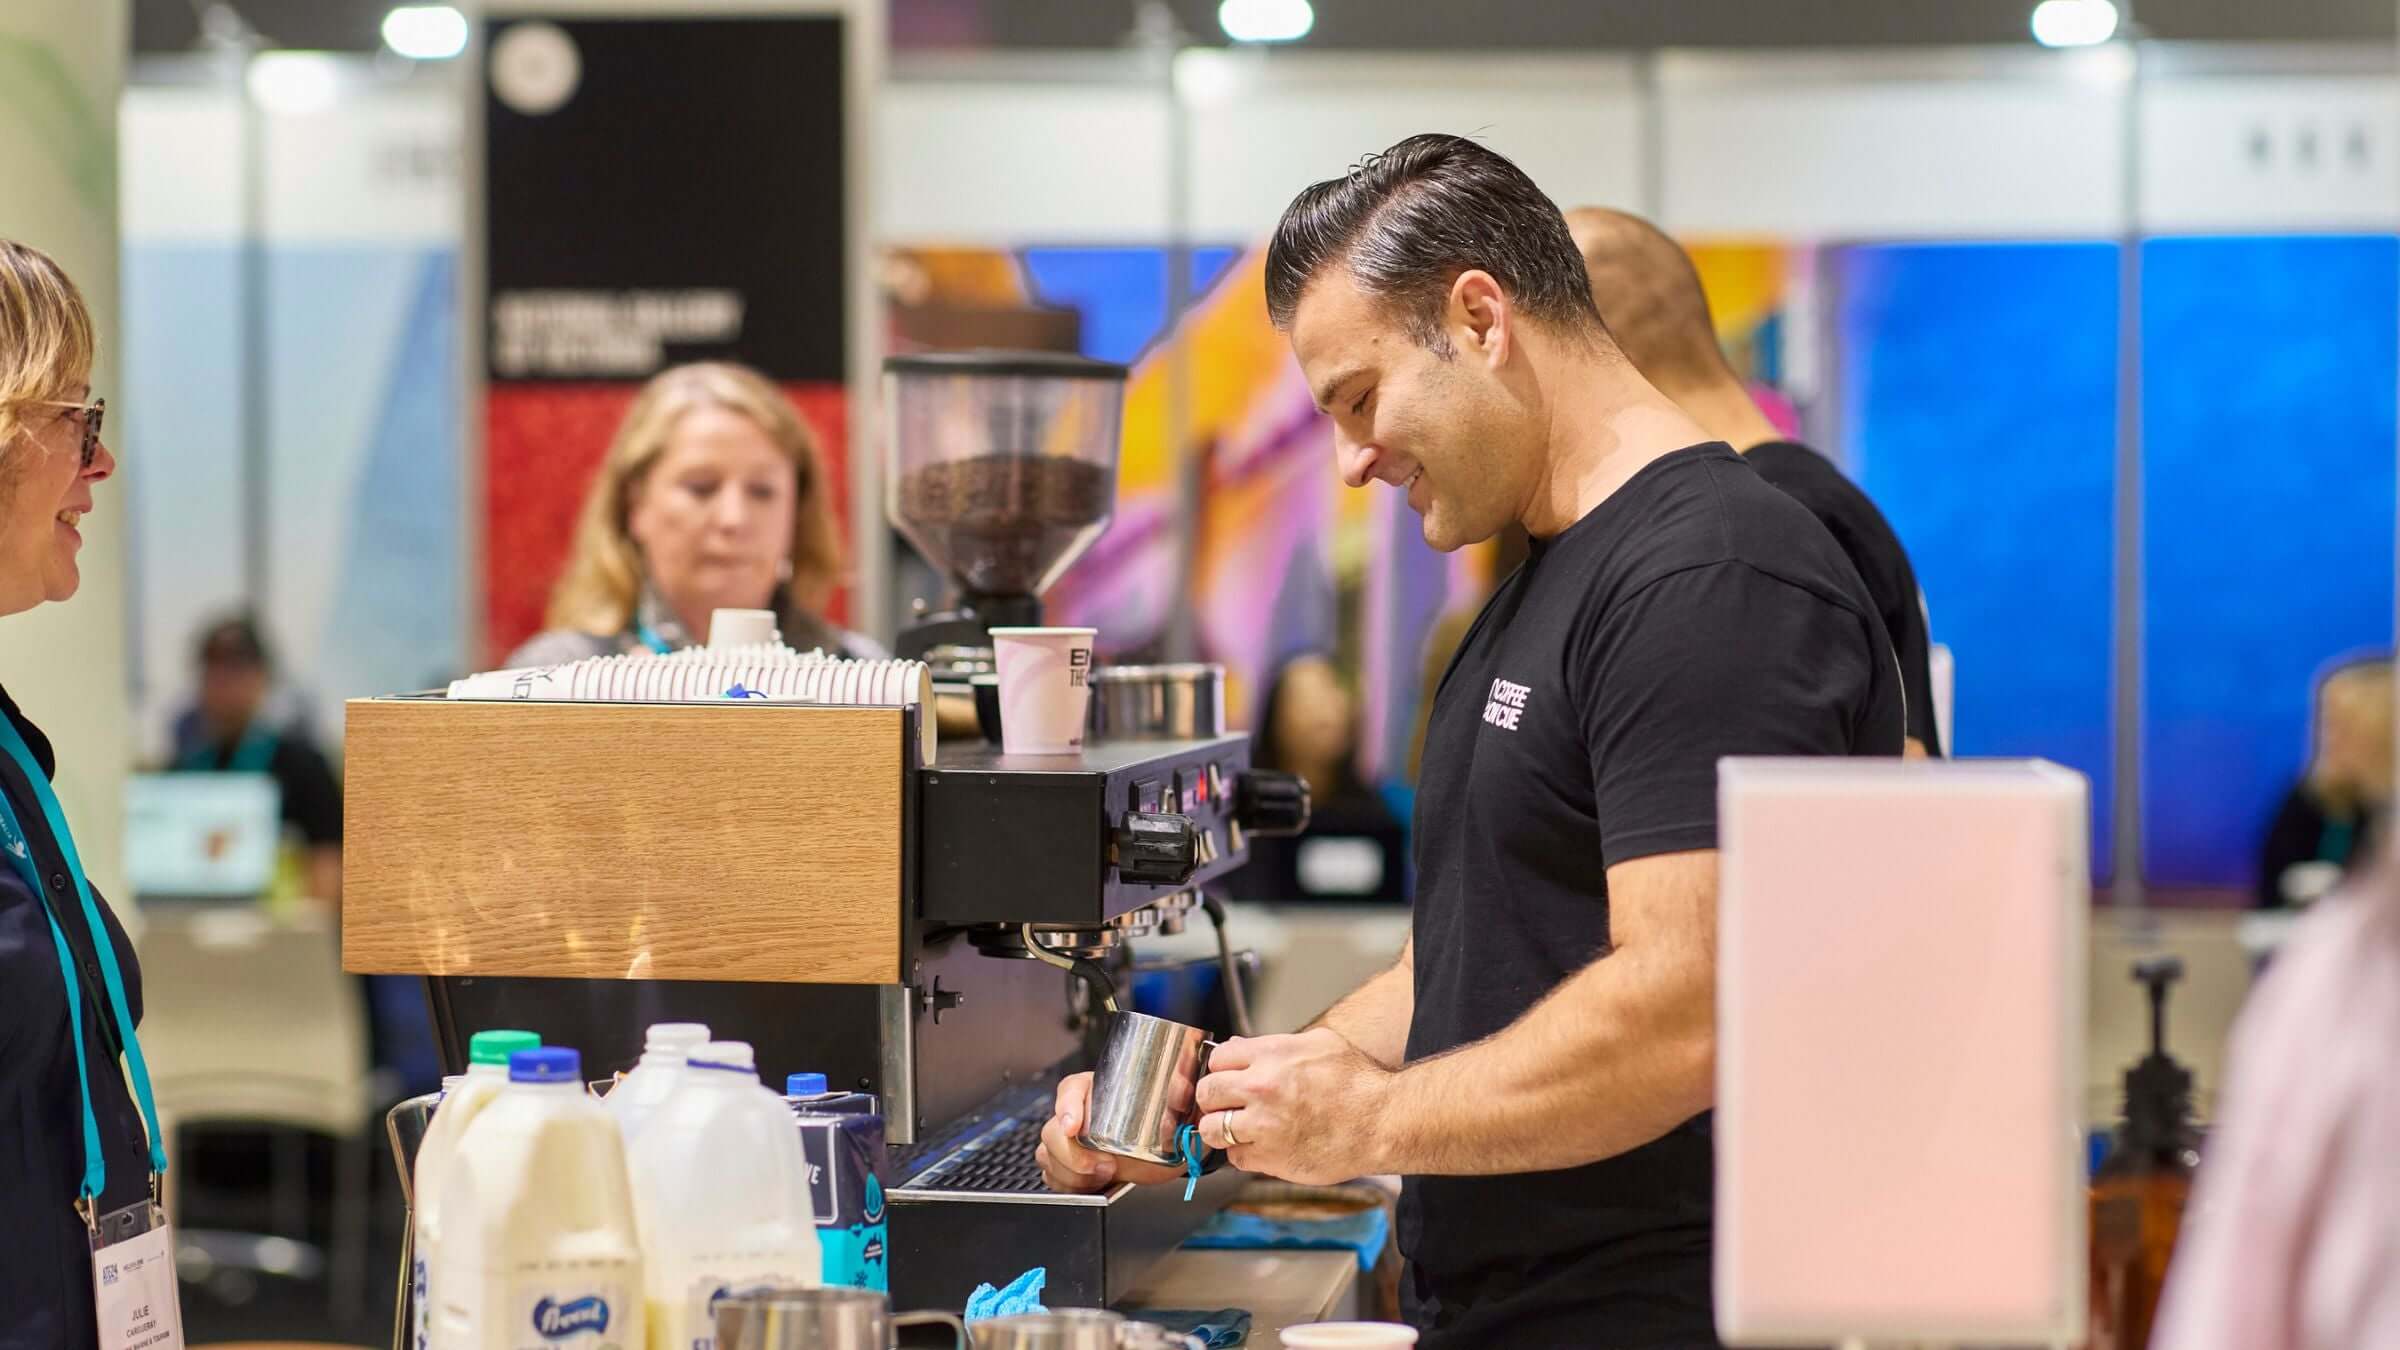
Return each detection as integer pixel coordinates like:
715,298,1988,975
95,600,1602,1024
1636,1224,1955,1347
1313,366,1367,414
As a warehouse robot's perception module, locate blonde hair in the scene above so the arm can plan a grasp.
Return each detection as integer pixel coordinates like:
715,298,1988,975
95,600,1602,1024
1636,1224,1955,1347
0,239,96,461
545,361,844,638
2310,659,2395,813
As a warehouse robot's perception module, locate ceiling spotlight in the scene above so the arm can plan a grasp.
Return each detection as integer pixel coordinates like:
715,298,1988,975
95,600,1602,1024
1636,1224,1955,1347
383,5,469,62
1219,0,1314,45
2030,0,2121,48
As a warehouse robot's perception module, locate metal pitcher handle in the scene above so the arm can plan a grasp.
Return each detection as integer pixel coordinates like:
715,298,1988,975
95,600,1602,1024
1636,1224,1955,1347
891,1310,970,1349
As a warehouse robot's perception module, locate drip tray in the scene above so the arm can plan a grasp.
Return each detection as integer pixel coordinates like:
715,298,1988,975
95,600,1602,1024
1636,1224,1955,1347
887,1084,1243,1310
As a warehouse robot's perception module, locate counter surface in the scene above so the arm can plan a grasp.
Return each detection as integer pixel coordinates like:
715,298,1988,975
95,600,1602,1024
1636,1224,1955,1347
1121,1249,1361,1345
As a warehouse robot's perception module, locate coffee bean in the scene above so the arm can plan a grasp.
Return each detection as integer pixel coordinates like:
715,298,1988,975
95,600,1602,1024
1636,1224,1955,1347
899,455,1112,595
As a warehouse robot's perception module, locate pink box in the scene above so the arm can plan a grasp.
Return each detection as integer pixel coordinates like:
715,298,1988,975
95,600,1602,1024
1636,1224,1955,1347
1715,758,2087,1345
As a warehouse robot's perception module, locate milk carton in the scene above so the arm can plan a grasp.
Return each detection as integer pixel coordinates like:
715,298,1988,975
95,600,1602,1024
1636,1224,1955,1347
413,1031,541,1350
783,1074,888,1293
431,1047,645,1350
625,1041,820,1350
602,1023,710,1143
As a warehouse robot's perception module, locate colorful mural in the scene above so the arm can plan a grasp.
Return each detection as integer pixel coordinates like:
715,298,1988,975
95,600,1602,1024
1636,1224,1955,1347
892,239,1822,785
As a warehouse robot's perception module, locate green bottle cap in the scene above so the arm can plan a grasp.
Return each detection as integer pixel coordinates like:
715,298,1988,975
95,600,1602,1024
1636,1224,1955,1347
468,1029,542,1066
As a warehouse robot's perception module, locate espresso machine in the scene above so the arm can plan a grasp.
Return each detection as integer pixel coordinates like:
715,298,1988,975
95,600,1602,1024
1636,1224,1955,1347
343,351,1307,1313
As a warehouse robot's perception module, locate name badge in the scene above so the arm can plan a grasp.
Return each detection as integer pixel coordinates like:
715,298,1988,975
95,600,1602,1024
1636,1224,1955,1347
90,1200,185,1350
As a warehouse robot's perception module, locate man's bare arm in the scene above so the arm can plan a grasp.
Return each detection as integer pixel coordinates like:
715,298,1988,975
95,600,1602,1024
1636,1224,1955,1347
1306,935,1414,1068
1366,851,1714,1175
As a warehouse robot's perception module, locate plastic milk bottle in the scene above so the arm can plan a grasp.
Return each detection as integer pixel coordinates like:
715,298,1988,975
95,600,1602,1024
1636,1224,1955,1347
431,1048,645,1350
624,1040,820,1350
412,1030,542,1350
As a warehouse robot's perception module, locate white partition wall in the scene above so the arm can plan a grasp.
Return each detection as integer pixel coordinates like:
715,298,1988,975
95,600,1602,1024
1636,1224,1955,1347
1,0,131,902
881,43,2399,245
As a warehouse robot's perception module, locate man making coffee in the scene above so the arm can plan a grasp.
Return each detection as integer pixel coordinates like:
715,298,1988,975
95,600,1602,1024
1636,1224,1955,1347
1037,134,1904,1347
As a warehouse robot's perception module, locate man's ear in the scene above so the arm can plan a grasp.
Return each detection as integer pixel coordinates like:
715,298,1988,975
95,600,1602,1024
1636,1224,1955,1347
1449,269,1510,368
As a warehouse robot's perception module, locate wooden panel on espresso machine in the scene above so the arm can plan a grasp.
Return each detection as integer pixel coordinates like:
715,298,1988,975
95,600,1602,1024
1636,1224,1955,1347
342,698,909,985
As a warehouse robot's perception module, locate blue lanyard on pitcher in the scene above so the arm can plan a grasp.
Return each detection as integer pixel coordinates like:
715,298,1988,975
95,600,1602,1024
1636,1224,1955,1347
0,715,168,1221
633,620,674,655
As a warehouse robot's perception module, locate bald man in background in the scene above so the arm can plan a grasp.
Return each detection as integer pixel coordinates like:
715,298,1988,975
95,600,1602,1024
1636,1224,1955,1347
1568,207,1941,756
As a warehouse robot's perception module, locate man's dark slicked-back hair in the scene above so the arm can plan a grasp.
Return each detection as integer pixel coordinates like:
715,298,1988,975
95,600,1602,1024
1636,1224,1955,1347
1264,133,1607,348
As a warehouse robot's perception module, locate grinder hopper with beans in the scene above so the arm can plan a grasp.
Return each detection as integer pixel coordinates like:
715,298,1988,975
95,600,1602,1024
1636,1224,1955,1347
885,350,1125,674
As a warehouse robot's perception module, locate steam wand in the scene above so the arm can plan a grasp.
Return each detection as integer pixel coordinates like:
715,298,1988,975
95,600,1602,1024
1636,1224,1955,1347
1021,922,1120,1015
1198,892,1255,1040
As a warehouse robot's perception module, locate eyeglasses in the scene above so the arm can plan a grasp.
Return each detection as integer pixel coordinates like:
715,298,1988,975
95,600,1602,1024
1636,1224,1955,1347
24,397,104,469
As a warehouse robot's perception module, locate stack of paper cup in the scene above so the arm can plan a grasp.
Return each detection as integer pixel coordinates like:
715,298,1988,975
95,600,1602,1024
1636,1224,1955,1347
989,627,1097,756
451,655,928,706
661,641,827,664
445,654,939,763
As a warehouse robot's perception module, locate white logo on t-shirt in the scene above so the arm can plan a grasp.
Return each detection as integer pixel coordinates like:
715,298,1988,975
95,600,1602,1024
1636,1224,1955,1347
1483,677,1531,731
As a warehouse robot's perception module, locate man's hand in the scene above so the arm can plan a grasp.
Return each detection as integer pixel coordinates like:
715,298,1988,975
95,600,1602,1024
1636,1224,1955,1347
1193,1028,1399,1186
1036,1072,1186,1193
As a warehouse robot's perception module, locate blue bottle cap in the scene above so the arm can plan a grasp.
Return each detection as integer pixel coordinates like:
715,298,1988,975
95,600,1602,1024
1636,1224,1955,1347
786,1072,829,1097
510,1047,581,1084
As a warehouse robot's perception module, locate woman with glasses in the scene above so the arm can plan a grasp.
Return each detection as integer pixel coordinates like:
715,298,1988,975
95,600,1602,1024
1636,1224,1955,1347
506,360,882,667
0,239,163,1348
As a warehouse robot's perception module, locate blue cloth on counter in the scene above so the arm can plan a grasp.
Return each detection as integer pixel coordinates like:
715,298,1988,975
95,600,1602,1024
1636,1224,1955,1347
1183,1204,1389,1272
965,1266,1049,1320
1131,1309,1252,1348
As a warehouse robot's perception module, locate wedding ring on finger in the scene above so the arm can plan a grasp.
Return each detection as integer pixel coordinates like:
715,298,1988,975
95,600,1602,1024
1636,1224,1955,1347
1220,1109,1244,1147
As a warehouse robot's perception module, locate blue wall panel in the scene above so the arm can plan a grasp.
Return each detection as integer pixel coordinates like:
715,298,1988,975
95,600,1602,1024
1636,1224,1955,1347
1836,241,2121,880
2141,236,2396,888
1019,245,1240,364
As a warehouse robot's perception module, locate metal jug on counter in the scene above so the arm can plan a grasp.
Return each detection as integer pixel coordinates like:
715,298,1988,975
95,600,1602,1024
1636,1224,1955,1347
975,1309,1203,1349
715,1286,968,1350
384,1090,441,1350
1088,664,1224,742
1080,1010,1217,1167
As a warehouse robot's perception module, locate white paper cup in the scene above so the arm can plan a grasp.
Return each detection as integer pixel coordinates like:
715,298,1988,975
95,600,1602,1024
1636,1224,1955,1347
990,627,1097,756
1280,1324,1419,1348
708,607,778,649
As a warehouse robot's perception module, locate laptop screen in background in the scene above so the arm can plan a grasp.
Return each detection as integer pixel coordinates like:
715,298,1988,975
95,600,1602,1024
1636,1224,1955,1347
124,773,282,901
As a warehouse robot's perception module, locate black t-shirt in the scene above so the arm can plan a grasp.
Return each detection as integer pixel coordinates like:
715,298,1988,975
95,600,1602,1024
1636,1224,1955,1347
1743,440,1939,756
2254,785,2382,909
183,732,344,847
1401,444,1906,1349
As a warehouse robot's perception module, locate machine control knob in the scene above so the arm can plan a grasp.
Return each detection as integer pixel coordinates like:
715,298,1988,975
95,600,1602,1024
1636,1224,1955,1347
1114,812,1201,886
1234,770,1312,838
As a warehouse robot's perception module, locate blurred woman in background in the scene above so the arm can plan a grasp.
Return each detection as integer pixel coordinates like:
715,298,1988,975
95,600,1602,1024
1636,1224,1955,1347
2257,658,2392,908
1225,652,1407,904
509,361,880,666
0,238,159,1347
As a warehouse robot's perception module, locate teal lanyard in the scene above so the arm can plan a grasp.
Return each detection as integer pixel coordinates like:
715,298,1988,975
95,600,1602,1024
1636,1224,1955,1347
633,621,674,655
227,726,277,773
176,725,277,774
0,714,168,1214
2319,816,2357,866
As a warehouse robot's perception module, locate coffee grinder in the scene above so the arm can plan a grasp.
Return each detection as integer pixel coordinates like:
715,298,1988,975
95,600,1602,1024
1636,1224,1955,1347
886,350,1125,675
